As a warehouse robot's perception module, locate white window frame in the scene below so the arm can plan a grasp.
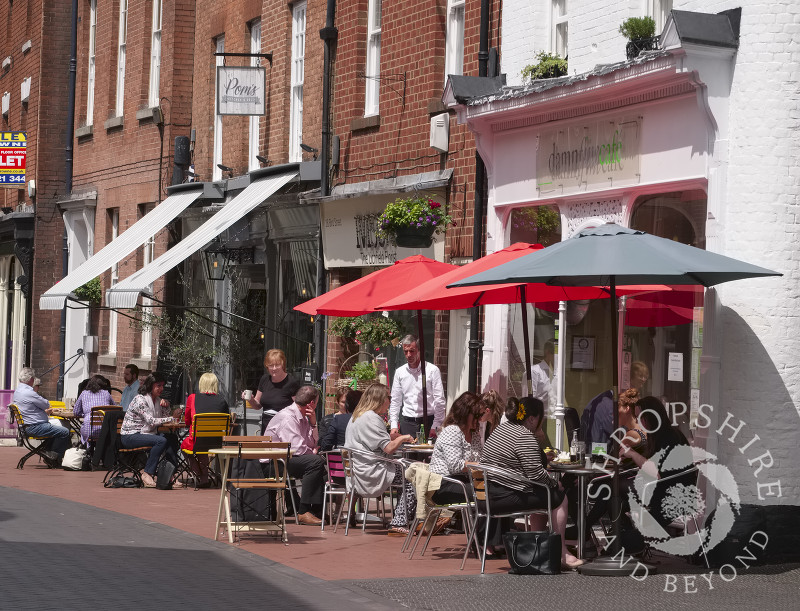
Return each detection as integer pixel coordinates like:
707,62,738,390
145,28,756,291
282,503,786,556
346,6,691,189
213,36,225,182
364,0,382,116
115,0,128,117
248,19,262,171
444,0,465,83
87,0,97,125
107,210,120,355
149,0,163,108
551,0,568,58
140,205,155,360
646,0,672,35
289,4,306,163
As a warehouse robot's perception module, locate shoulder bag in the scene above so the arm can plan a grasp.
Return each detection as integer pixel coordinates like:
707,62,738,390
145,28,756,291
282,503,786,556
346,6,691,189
503,531,562,575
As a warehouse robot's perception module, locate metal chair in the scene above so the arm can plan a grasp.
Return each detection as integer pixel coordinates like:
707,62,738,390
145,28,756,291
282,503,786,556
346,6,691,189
335,448,407,535
465,463,554,574
9,404,60,469
403,473,476,568
321,450,347,531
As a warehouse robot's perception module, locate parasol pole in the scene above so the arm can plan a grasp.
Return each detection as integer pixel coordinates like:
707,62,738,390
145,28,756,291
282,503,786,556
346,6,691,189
520,285,534,397
416,310,429,438
554,300,566,450
609,277,621,554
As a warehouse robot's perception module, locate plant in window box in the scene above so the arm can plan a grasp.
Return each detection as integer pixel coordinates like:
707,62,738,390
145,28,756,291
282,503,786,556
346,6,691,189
521,52,568,82
377,194,453,248
72,277,103,304
619,16,658,60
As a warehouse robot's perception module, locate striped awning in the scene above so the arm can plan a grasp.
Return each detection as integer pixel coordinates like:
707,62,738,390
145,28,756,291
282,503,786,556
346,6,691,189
39,186,204,310
106,170,298,309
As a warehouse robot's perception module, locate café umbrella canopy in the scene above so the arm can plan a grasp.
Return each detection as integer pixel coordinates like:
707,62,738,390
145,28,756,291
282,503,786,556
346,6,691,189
295,255,458,435
450,223,781,575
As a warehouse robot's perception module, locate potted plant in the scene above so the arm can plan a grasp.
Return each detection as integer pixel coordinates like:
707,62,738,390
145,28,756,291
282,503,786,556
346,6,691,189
619,16,658,60
328,315,404,349
377,194,453,248
521,52,568,82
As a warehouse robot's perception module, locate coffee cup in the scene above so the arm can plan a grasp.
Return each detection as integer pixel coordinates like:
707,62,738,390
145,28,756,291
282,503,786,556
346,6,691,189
243,390,253,401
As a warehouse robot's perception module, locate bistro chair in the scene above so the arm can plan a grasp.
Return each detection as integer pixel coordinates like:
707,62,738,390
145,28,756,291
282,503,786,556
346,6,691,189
321,450,347,531
219,438,291,544
180,412,232,489
465,463,554,574
86,405,122,450
402,473,476,567
102,418,151,487
9,404,59,469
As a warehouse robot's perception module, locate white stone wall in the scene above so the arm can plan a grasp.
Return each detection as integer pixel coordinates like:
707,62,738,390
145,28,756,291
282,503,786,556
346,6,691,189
497,0,800,505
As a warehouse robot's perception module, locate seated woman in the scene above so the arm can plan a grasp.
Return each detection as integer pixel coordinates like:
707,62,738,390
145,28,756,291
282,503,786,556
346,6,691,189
429,391,482,503
73,374,115,446
319,389,362,452
344,383,417,536
120,372,182,488
481,396,584,569
180,372,230,488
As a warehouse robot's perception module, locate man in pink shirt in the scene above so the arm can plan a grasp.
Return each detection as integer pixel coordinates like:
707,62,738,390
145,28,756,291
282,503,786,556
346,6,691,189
264,385,326,526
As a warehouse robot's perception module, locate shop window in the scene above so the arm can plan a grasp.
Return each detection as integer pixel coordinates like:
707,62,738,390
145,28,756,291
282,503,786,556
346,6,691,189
508,204,562,246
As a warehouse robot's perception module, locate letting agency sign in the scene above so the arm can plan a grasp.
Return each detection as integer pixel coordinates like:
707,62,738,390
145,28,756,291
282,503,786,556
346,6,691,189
0,131,26,187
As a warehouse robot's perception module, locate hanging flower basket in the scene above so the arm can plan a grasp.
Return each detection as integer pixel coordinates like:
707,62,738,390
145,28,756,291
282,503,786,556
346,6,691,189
377,194,453,246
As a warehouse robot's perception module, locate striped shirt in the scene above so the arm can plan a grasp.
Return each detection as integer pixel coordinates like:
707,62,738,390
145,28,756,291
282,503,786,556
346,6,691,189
480,421,557,491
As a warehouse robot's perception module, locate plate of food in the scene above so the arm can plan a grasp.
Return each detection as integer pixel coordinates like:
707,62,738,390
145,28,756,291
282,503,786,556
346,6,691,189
404,443,434,450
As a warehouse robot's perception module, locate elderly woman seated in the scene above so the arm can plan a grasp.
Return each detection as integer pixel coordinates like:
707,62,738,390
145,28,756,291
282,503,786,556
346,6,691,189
481,396,584,569
344,383,417,536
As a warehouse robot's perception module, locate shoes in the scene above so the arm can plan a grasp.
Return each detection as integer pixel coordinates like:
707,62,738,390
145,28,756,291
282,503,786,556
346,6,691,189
561,557,586,571
141,473,157,488
387,526,410,536
297,512,323,526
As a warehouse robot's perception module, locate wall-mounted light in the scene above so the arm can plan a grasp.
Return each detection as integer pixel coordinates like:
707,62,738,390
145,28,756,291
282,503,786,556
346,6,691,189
255,155,271,167
300,143,318,160
217,163,234,179
203,238,255,281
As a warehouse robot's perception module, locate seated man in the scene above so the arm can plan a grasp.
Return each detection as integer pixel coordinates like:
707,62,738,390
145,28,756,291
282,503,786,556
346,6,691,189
13,367,72,467
264,385,326,526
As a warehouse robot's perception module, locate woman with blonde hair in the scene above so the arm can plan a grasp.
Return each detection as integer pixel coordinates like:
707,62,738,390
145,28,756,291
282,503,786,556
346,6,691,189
242,348,301,432
181,372,230,488
345,383,417,536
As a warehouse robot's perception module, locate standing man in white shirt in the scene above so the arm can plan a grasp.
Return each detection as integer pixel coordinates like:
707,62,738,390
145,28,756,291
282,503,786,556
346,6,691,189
530,340,555,416
389,335,446,439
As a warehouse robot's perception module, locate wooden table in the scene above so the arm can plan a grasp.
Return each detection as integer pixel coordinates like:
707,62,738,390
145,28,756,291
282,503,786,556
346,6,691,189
49,408,83,436
549,461,602,559
208,447,292,545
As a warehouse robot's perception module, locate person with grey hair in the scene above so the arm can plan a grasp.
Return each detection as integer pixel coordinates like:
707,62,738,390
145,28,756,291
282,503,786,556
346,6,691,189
388,334,445,440
264,384,326,526
12,367,72,467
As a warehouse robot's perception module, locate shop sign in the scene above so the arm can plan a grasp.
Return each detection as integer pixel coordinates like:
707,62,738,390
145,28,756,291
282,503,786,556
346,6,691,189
0,131,26,187
217,67,266,116
536,116,640,196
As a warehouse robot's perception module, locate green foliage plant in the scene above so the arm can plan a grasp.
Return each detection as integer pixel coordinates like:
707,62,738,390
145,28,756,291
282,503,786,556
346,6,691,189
73,277,103,304
521,52,568,82
344,360,378,381
619,16,656,40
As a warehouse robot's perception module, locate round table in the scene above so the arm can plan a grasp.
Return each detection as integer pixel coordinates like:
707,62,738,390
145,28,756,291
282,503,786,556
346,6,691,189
548,462,603,559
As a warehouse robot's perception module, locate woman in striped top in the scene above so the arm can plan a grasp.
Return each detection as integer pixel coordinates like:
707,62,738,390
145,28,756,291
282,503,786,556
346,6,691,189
481,396,584,569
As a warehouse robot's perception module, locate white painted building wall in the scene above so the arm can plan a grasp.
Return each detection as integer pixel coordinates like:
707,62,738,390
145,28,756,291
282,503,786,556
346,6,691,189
495,1,800,504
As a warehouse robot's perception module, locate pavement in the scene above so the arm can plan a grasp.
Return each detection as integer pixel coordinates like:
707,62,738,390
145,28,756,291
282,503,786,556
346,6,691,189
2,446,799,610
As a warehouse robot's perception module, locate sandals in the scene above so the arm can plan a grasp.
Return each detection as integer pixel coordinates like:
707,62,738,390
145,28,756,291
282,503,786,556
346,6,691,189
561,557,586,571
387,526,410,536
141,473,157,488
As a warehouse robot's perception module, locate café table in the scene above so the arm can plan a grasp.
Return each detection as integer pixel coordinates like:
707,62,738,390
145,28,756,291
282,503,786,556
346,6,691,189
398,443,434,460
548,461,603,560
208,446,293,545
49,408,83,437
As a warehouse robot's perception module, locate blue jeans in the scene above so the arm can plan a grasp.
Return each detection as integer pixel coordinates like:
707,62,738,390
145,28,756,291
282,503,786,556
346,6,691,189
25,422,72,457
121,433,178,476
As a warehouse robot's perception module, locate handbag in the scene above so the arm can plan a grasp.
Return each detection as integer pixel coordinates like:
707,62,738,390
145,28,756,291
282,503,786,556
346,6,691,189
156,459,177,490
62,446,88,471
503,531,562,575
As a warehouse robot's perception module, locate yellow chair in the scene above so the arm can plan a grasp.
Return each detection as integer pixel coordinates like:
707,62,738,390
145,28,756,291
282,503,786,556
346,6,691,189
181,412,232,488
9,404,60,469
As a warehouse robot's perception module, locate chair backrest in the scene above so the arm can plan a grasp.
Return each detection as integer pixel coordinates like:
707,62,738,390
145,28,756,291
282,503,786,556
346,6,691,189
222,435,272,446
325,450,345,479
89,405,122,439
190,412,232,452
8,404,24,428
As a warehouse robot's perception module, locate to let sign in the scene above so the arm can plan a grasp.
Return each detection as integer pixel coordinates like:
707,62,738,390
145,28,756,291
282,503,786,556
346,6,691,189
217,67,266,116
0,131,26,187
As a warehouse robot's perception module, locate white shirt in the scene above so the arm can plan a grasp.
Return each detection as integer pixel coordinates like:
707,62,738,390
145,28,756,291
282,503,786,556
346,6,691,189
389,361,446,430
530,360,555,415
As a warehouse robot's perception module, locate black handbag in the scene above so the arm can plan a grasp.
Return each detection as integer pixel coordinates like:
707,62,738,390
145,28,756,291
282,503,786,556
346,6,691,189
503,531,562,575
156,459,177,490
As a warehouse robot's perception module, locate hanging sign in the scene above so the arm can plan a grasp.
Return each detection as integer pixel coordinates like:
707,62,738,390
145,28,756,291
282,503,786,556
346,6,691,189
0,131,26,187
217,67,266,116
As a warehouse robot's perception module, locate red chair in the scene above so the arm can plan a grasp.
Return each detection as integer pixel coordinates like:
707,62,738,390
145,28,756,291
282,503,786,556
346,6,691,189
321,450,347,531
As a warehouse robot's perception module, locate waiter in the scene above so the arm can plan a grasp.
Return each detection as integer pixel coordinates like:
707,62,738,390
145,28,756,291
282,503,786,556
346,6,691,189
388,334,446,439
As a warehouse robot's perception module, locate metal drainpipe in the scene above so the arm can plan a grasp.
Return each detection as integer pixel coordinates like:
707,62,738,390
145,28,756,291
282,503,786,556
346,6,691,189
467,0,491,393
57,0,79,400
314,0,337,415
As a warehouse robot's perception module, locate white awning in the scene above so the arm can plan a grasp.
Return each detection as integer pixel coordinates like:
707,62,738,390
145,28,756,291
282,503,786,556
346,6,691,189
106,170,298,309
39,186,205,310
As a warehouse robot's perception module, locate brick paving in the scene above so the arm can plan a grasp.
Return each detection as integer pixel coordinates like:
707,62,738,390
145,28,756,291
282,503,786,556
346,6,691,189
2,446,799,610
